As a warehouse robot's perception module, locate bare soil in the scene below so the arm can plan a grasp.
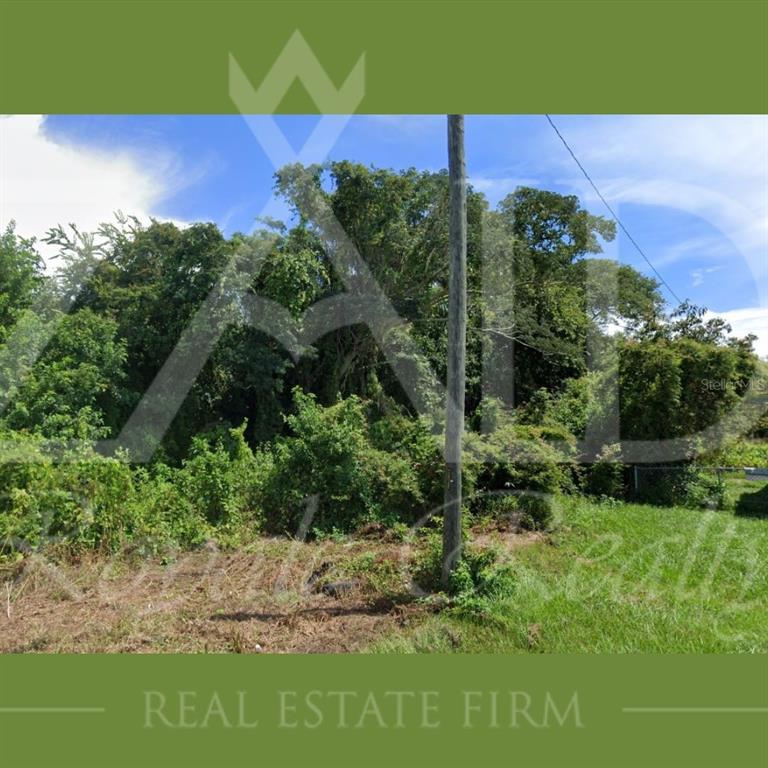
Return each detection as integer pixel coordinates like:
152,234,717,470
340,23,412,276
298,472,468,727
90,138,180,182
0,536,425,653
0,528,539,653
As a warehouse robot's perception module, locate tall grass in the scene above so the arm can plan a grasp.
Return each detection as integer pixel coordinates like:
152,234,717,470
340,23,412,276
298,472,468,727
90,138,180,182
376,497,768,653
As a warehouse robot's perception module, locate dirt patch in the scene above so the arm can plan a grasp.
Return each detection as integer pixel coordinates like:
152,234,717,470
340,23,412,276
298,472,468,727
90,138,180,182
0,537,421,653
470,529,546,553
0,529,541,653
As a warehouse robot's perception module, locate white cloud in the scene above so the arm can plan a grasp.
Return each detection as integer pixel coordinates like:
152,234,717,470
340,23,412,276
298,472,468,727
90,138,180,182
654,235,736,269
468,175,540,202
691,265,724,288
544,115,768,305
707,307,768,359
0,115,181,261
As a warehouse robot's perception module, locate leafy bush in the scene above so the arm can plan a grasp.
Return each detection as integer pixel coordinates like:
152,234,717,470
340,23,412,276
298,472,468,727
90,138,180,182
704,439,768,469
635,464,726,509
411,528,515,599
516,492,557,530
126,463,212,553
259,390,424,534
179,424,266,529
467,402,574,521
584,443,625,498
472,490,557,532
368,409,444,512
52,453,136,551
125,424,269,552
750,410,768,439
0,432,136,556
0,424,268,559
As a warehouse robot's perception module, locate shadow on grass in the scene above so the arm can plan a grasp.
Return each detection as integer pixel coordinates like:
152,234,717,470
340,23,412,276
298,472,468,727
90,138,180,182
735,483,768,518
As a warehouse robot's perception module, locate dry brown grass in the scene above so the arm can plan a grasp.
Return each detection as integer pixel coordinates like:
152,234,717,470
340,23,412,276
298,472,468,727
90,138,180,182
0,525,539,654
0,536,427,653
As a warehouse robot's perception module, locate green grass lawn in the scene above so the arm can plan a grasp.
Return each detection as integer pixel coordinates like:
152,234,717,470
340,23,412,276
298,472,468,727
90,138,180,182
723,473,768,514
376,496,768,653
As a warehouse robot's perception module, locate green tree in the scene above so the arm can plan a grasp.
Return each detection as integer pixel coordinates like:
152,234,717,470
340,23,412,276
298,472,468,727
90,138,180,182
1,309,127,439
0,223,43,343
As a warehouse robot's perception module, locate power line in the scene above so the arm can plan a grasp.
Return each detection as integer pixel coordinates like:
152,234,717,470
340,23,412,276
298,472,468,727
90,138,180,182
544,114,684,306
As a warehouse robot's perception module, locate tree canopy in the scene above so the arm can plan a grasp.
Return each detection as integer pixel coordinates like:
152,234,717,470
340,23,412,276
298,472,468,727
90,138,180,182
0,163,758,463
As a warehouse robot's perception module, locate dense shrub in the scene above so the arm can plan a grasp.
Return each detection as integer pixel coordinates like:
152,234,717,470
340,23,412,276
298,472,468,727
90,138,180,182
411,528,515,598
125,424,268,551
516,492,557,530
750,411,768,439
634,464,726,509
368,409,444,513
703,439,768,469
178,424,266,529
126,463,211,553
467,401,575,521
584,443,625,498
0,424,270,559
0,432,136,556
259,390,424,534
472,490,558,532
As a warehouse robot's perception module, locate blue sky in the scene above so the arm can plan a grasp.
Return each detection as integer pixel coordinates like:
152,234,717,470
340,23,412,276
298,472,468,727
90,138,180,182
1,114,766,355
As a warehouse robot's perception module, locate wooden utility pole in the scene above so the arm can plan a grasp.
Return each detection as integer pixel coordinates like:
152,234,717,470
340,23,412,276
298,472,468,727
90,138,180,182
442,115,467,588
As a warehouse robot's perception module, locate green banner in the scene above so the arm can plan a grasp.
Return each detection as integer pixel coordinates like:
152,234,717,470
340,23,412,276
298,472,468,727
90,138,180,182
0,0,766,113
0,655,766,767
